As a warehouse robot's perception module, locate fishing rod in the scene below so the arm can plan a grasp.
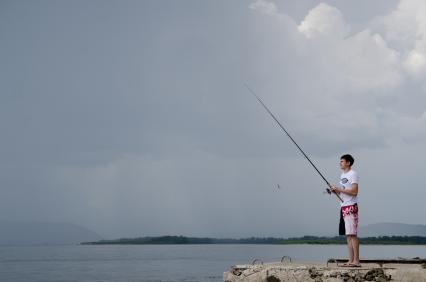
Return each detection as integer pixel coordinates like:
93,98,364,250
245,84,343,203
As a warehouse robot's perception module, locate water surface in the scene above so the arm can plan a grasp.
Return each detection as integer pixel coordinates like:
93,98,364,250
1,244,425,282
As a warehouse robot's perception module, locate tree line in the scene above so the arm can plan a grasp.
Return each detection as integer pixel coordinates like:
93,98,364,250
81,235,426,245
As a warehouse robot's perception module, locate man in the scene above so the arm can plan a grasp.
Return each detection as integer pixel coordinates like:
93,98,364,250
330,154,360,267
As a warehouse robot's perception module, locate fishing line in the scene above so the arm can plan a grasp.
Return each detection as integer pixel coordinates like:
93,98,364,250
245,84,343,203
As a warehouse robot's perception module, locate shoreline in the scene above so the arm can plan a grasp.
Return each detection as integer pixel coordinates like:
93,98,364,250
81,242,426,246
81,235,426,245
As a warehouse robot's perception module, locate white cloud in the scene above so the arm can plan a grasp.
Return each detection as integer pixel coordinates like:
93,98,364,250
381,0,426,50
404,50,426,76
380,0,426,78
334,30,401,92
249,0,279,16
296,4,401,93
248,0,426,152
298,3,349,39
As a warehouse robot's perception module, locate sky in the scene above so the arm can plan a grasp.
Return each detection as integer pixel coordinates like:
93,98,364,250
1,0,425,239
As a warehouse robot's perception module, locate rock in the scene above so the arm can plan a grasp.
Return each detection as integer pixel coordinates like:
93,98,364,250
363,269,391,281
266,275,281,282
223,261,426,282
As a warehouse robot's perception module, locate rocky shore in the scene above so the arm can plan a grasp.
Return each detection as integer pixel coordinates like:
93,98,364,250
223,260,426,282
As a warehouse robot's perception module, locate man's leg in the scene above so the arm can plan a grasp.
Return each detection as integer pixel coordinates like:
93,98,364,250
352,236,360,265
346,235,354,264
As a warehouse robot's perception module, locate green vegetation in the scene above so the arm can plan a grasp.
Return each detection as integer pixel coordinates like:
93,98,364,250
81,235,426,245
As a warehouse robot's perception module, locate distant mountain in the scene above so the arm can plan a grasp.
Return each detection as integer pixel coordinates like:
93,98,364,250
358,223,426,237
0,221,103,245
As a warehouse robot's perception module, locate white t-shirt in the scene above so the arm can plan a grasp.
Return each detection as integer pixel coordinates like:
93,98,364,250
339,169,358,207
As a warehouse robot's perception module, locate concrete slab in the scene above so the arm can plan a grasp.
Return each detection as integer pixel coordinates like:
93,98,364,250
223,260,426,281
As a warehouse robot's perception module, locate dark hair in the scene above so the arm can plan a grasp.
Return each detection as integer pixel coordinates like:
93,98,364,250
340,154,354,166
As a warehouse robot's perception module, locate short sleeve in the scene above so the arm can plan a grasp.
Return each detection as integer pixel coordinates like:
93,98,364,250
351,171,358,184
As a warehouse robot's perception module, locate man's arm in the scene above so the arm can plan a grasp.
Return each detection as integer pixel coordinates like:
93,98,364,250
330,183,358,196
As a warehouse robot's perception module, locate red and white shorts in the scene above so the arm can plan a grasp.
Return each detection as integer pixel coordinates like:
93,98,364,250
341,204,358,235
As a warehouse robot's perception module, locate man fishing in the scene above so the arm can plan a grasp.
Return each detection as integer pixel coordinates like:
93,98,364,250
330,154,360,267
246,85,359,265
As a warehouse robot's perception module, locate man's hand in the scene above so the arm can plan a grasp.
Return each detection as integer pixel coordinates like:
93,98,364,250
329,185,340,194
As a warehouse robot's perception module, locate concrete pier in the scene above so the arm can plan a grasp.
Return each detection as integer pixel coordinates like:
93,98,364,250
223,260,426,282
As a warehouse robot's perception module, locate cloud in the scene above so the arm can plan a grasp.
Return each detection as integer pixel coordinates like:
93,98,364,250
380,0,426,50
333,29,401,91
3,0,426,239
404,50,426,77
249,3,404,153
249,0,279,16
248,0,426,152
380,0,426,78
298,3,349,39
296,3,401,91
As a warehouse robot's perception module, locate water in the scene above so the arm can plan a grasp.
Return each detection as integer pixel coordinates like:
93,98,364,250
1,244,426,282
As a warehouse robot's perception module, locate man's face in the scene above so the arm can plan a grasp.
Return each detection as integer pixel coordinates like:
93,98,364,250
340,158,350,170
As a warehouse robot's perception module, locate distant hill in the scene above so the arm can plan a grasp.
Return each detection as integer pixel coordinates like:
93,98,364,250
0,221,102,245
358,223,426,237
82,235,426,245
